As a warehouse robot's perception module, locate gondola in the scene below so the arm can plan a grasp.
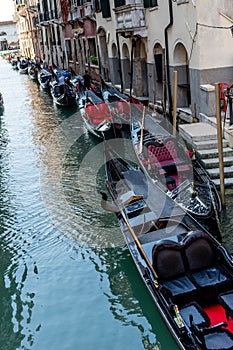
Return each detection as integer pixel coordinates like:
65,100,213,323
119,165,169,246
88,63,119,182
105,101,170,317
18,59,29,74
0,92,4,110
11,58,19,70
130,113,222,236
50,68,77,107
37,68,53,89
101,79,143,134
77,88,114,138
101,144,233,350
28,62,39,81
50,81,76,106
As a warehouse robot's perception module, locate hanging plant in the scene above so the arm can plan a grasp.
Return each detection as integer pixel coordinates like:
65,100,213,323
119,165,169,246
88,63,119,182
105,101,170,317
91,56,98,65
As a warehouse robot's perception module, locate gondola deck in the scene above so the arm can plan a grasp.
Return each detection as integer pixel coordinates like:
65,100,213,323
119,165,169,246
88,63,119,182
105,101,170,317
130,114,222,237
102,144,233,350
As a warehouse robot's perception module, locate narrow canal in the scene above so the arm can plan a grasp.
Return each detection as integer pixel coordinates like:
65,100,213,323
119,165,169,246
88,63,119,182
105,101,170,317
0,58,232,350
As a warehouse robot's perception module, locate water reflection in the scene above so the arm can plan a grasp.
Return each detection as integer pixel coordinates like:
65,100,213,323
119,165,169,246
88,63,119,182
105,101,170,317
0,57,232,350
89,246,179,350
0,117,37,349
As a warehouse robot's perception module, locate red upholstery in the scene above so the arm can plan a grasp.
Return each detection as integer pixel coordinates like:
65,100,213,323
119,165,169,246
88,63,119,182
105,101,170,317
86,102,111,125
116,100,130,115
148,140,178,167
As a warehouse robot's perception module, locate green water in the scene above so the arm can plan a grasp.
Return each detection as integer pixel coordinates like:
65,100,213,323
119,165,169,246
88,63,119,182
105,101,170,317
0,59,180,350
0,58,232,350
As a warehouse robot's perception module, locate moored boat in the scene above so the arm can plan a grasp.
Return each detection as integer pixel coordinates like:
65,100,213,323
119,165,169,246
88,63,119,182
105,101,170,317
18,58,29,74
0,92,4,110
50,68,76,107
101,144,233,350
11,58,19,70
78,88,113,138
131,114,222,236
101,79,143,133
28,62,39,80
37,68,53,89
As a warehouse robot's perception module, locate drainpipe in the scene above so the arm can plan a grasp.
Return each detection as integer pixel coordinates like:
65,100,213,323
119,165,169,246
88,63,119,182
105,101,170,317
164,0,173,123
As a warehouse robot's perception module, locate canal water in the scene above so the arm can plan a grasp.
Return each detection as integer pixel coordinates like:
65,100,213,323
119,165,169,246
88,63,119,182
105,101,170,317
0,58,232,350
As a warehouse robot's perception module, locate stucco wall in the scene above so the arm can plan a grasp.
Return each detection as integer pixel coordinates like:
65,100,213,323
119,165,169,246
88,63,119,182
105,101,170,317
0,22,18,47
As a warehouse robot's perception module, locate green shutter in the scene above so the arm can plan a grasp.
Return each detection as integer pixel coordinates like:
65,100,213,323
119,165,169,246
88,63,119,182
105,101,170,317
144,0,157,7
151,0,158,6
100,0,111,18
114,0,126,7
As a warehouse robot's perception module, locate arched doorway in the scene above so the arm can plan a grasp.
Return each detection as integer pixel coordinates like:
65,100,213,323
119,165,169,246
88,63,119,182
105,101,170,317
122,43,130,90
110,42,121,85
153,43,163,101
173,43,191,108
97,28,110,81
134,39,148,97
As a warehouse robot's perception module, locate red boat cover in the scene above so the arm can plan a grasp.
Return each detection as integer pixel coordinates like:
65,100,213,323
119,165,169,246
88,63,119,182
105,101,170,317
86,102,112,125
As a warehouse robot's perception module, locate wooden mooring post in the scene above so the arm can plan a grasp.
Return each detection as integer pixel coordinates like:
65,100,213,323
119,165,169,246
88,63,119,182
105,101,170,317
173,70,178,136
215,82,226,207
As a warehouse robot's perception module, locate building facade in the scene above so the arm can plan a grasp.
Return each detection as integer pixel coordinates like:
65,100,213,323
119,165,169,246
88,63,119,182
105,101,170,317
13,0,233,119
95,0,233,118
13,0,41,59
0,21,18,51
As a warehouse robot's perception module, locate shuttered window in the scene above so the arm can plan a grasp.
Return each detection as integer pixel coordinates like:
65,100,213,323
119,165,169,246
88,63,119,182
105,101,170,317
144,0,157,8
100,0,111,18
114,0,126,7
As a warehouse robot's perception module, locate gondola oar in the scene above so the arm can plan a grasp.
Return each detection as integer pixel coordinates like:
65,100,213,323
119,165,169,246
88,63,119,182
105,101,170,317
120,204,158,280
100,189,157,278
121,206,185,326
88,96,99,110
113,93,129,104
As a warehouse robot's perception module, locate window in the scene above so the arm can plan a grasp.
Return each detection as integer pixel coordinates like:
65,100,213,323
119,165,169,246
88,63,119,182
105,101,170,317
100,0,111,18
154,54,162,82
114,0,125,7
57,26,61,46
144,0,157,8
65,39,72,61
88,37,98,65
74,39,78,63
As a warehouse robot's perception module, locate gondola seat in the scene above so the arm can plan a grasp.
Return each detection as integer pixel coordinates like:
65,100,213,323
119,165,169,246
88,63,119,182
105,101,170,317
182,302,233,349
218,290,233,320
180,301,210,328
183,232,230,287
202,328,233,350
144,138,190,182
152,231,232,305
191,321,233,350
152,241,197,304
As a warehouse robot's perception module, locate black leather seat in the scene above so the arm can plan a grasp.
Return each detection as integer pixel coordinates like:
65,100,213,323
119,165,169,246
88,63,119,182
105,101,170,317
180,301,210,328
192,323,233,350
183,232,230,288
152,241,197,304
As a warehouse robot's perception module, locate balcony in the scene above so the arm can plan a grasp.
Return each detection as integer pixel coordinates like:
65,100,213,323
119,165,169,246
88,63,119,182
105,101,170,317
69,2,94,21
114,4,147,37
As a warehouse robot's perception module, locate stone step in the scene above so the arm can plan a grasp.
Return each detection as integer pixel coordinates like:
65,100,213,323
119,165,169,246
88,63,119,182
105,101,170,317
212,177,233,189
179,122,218,144
178,108,193,123
197,147,233,159
192,139,228,151
207,166,233,179
201,156,233,169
